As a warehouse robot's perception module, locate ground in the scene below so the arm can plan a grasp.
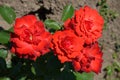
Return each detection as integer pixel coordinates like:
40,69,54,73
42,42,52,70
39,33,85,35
0,0,120,80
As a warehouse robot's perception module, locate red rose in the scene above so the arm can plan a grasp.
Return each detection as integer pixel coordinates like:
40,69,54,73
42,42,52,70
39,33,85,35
10,15,51,60
64,6,104,44
51,30,84,63
72,42,103,74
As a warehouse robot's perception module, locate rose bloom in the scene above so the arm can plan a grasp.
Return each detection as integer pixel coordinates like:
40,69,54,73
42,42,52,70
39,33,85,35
10,15,51,60
72,42,103,74
64,6,104,44
51,30,84,63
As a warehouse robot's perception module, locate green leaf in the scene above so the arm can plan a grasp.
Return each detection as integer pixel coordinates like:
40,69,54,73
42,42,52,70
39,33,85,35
0,5,16,24
31,66,36,75
18,76,26,80
105,66,113,75
0,58,7,71
61,4,74,22
0,77,11,80
6,59,12,68
44,19,61,30
0,49,8,59
6,53,12,68
8,27,14,32
112,53,118,59
73,72,94,80
0,30,10,44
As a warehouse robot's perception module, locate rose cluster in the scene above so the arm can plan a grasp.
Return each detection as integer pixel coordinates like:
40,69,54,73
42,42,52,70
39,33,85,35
51,6,104,74
10,6,104,74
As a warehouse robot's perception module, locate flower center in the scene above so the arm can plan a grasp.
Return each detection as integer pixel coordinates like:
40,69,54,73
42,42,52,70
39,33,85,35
61,37,74,50
85,20,93,31
29,35,33,40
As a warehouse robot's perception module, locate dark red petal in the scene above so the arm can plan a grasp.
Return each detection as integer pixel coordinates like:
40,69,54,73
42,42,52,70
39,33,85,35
58,55,71,63
91,59,103,74
72,61,81,71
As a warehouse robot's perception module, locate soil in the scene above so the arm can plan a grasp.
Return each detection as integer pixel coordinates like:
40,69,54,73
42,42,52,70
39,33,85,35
0,0,120,80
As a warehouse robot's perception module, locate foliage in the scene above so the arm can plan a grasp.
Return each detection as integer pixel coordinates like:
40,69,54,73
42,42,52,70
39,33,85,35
73,72,94,80
61,4,74,22
44,19,61,32
0,30,10,44
0,5,16,24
